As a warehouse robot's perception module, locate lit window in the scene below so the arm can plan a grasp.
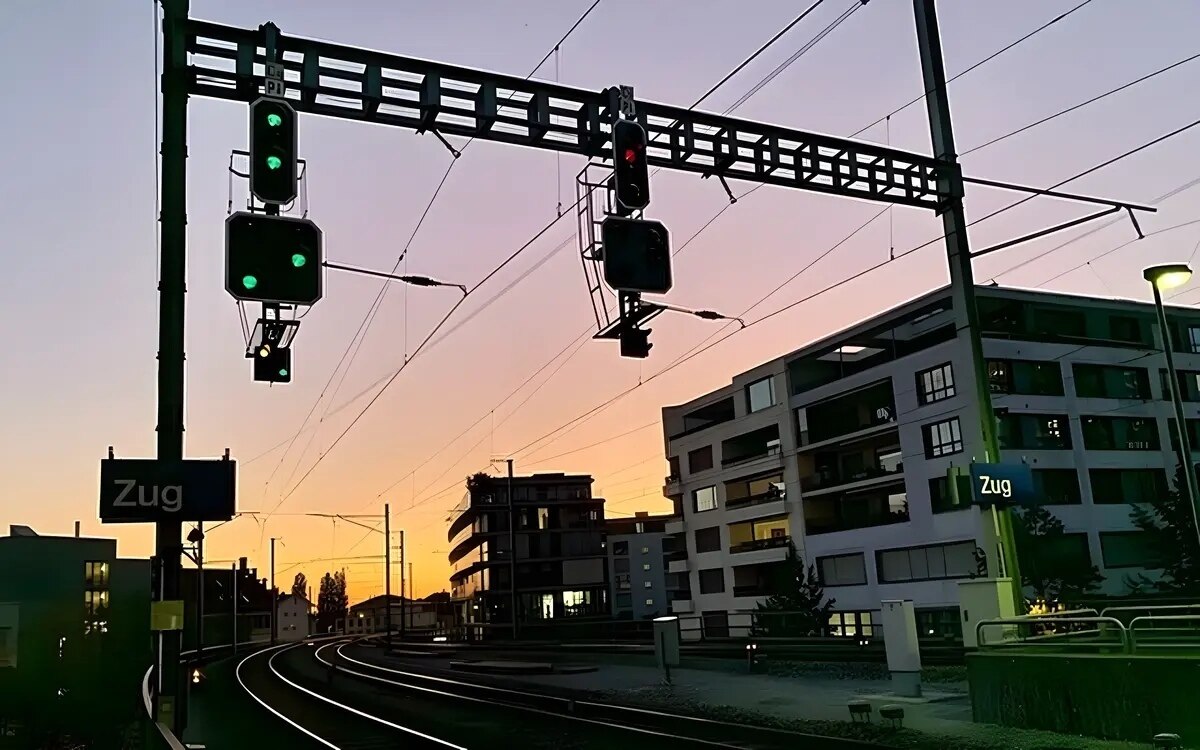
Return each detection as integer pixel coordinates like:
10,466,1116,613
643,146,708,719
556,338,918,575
922,418,963,458
641,546,649,554
642,563,651,571
645,599,654,606
917,363,955,405
84,561,109,588
693,486,718,513
644,580,652,589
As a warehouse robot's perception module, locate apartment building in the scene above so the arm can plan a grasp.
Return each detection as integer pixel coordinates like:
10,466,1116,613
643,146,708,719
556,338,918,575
663,285,1200,639
448,472,609,634
605,512,685,619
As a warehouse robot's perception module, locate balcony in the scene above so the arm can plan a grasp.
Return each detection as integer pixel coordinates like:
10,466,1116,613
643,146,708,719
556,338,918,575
725,486,785,509
670,397,736,440
721,425,782,468
733,584,770,598
804,488,910,536
730,535,792,554
801,466,904,494
799,380,897,448
663,473,681,495
668,557,689,574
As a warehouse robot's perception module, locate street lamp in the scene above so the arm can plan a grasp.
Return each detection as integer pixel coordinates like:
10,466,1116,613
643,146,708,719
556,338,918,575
1143,263,1200,553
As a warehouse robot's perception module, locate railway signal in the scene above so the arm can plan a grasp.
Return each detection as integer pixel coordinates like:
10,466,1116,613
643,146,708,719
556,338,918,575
253,346,292,384
225,212,324,306
601,216,672,294
249,97,298,205
612,120,650,213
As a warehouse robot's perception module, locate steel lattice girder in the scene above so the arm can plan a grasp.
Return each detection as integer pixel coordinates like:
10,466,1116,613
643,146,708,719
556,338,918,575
185,19,959,211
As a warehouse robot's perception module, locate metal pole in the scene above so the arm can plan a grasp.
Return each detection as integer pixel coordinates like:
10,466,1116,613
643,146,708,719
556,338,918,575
409,562,413,600
155,0,189,733
399,529,406,640
506,459,519,640
913,0,1022,614
270,538,277,645
197,523,204,653
385,503,392,649
231,563,238,656
1152,284,1200,548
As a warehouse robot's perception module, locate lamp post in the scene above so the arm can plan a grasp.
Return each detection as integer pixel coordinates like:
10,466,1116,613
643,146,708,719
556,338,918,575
1143,263,1200,552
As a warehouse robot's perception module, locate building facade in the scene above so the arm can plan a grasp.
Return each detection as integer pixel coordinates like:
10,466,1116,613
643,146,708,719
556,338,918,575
340,594,444,636
276,594,313,641
605,512,684,620
0,526,151,745
448,472,609,634
663,285,1200,639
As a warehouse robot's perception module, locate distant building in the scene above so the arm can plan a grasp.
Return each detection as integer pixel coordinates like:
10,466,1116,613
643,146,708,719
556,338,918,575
341,594,442,635
276,594,313,641
448,472,609,636
0,525,150,745
179,557,273,650
605,512,684,620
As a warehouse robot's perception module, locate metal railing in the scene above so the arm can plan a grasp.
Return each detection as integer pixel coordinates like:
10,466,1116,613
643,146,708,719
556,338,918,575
976,615,1128,651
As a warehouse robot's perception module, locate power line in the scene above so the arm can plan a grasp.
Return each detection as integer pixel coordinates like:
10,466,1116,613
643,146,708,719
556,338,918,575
848,0,1097,139
961,51,1200,157
498,116,1200,469
260,2,603,508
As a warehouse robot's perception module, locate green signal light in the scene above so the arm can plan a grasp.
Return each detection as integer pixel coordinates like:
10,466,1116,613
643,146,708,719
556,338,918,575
278,368,289,377
266,113,283,127
291,253,307,268
266,155,283,170
242,275,258,290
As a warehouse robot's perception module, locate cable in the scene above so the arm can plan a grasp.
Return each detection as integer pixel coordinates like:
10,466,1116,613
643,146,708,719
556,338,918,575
961,52,1200,158
721,1,865,115
261,3,603,504
273,195,588,510
991,175,1200,283
849,0,1097,139
499,118,1200,470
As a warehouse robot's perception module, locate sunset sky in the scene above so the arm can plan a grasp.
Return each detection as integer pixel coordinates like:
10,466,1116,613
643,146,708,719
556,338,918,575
2,0,1199,602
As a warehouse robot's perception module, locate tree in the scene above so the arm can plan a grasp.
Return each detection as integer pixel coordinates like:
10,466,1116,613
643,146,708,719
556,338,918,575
752,542,834,637
1013,505,1102,606
291,572,307,598
1128,464,1200,594
316,571,348,632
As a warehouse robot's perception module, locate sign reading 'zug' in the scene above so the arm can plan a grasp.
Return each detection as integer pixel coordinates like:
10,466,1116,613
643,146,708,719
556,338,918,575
969,462,1035,509
99,458,236,523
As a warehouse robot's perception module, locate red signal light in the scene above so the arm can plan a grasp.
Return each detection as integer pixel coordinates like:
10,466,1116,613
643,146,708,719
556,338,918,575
624,147,639,164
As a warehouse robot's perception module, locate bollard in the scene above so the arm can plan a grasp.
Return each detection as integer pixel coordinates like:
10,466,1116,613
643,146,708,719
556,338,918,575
745,642,758,673
1152,733,1182,749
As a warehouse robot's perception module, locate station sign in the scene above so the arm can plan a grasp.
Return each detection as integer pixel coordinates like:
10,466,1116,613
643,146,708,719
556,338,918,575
99,457,236,523
969,462,1035,509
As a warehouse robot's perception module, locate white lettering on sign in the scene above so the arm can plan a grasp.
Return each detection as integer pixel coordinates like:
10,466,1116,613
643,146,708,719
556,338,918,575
265,78,286,98
977,474,1013,499
265,62,284,80
112,479,183,513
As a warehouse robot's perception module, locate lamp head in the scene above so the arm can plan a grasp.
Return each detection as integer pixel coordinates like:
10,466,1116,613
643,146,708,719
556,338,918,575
1144,263,1192,291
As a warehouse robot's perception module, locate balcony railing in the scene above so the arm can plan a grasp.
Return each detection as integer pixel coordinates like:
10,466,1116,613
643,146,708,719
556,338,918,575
804,407,897,446
722,445,782,468
730,535,791,554
733,584,770,598
725,488,785,509
800,465,903,492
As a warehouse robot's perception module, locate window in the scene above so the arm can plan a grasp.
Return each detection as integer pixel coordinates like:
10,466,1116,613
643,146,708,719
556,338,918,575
616,593,632,609
916,363,956,405
84,561,109,588
694,527,721,553
817,553,867,586
1161,370,1200,402
916,608,963,640
1034,469,1081,505
1100,531,1164,569
688,446,714,473
693,486,718,513
612,541,629,556
1028,532,1093,575
1109,315,1143,343
84,589,109,615
876,540,976,583
922,417,963,458
667,456,681,480
644,580,653,589
642,563,651,571
641,546,650,554
1189,325,1200,354
1035,307,1086,337
615,574,631,590
828,611,875,638
698,568,725,594
0,627,13,668
997,413,1071,450
537,507,551,530
1073,364,1151,400
1089,468,1168,504
988,359,1064,396
645,598,655,606
929,475,970,514
614,558,630,573
1082,416,1160,450
747,376,776,412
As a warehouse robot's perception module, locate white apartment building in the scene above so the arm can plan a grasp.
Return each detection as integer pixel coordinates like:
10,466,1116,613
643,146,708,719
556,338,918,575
662,284,1200,640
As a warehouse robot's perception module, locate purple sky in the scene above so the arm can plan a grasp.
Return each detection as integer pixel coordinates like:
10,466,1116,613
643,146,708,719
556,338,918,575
2,0,1199,598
